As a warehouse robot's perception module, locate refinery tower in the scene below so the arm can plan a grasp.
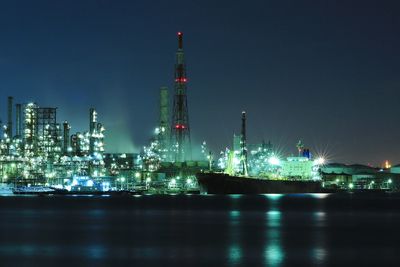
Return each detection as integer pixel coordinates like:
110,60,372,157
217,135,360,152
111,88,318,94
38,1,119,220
171,32,191,162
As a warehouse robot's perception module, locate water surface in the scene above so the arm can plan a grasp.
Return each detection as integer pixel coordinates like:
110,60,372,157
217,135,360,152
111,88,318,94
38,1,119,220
0,193,398,266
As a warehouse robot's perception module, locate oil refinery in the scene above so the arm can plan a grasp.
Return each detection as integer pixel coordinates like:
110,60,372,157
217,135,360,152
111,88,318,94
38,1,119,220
0,32,205,194
0,97,107,190
0,32,399,195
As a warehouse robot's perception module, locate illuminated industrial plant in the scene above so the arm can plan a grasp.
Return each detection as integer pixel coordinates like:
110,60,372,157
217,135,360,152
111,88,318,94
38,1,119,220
0,97,106,187
215,134,325,181
0,32,396,194
137,32,204,192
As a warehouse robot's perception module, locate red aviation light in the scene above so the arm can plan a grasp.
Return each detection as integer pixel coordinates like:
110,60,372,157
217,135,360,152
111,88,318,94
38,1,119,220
177,32,182,36
175,124,186,129
175,78,188,83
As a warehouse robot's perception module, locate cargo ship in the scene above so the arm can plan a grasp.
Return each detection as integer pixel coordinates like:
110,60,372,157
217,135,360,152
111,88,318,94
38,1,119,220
196,112,329,194
196,172,324,194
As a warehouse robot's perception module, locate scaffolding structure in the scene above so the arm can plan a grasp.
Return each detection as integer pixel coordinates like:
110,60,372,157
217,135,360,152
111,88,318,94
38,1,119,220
0,98,107,183
36,107,61,157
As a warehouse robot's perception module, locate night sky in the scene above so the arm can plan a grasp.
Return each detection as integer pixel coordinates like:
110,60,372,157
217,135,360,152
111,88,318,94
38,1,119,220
0,0,399,165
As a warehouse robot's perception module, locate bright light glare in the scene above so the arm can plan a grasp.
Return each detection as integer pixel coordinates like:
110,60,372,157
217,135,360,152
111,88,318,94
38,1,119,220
265,194,283,201
312,193,330,199
169,178,177,188
268,156,280,166
314,157,325,165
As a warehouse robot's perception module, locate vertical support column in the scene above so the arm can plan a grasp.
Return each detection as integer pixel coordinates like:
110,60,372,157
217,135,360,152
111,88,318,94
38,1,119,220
159,87,170,161
63,121,70,155
16,104,22,138
7,96,13,138
89,108,97,155
241,111,248,176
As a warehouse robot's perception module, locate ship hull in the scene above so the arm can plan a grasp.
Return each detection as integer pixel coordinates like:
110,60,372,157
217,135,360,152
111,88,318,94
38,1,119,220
196,173,325,194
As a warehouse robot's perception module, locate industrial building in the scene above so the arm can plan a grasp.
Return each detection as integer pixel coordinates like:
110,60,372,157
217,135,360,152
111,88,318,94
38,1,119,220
0,33,206,193
0,97,106,186
280,157,315,179
321,163,399,190
2,32,395,194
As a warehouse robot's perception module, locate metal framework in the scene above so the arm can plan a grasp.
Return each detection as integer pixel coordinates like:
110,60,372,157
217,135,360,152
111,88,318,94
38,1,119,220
171,32,191,162
36,107,60,156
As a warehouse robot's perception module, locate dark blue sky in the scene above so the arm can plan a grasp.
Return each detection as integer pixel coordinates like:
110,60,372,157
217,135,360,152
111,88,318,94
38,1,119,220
0,0,399,165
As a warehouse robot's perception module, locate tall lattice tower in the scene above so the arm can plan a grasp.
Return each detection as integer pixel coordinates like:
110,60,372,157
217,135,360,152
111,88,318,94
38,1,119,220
171,32,191,162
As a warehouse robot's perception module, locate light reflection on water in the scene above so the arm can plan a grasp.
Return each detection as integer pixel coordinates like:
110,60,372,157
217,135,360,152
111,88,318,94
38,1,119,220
228,203,242,265
229,194,242,199
264,194,284,201
228,245,242,265
0,244,56,257
265,195,284,267
0,194,399,266
87,244,106,260
312,247,327,264
311,193,331,199
230,210,241,219
311,211,327,265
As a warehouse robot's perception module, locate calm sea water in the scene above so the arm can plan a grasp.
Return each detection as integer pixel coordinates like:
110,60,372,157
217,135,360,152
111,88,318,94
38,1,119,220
0,193,399,266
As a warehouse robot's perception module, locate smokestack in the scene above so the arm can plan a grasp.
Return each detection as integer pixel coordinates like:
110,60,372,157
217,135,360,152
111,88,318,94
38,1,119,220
241,111,248,176
16,104,22,138
89,108,96,134
159,87,170,159
160,87,169,128
177,32,183,49
89,108,97,155
63,121,70,155
7,96,13,138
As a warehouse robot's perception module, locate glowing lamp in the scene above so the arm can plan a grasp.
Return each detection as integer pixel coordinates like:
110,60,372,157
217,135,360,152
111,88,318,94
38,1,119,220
268,156,280,166
314,157,325,165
